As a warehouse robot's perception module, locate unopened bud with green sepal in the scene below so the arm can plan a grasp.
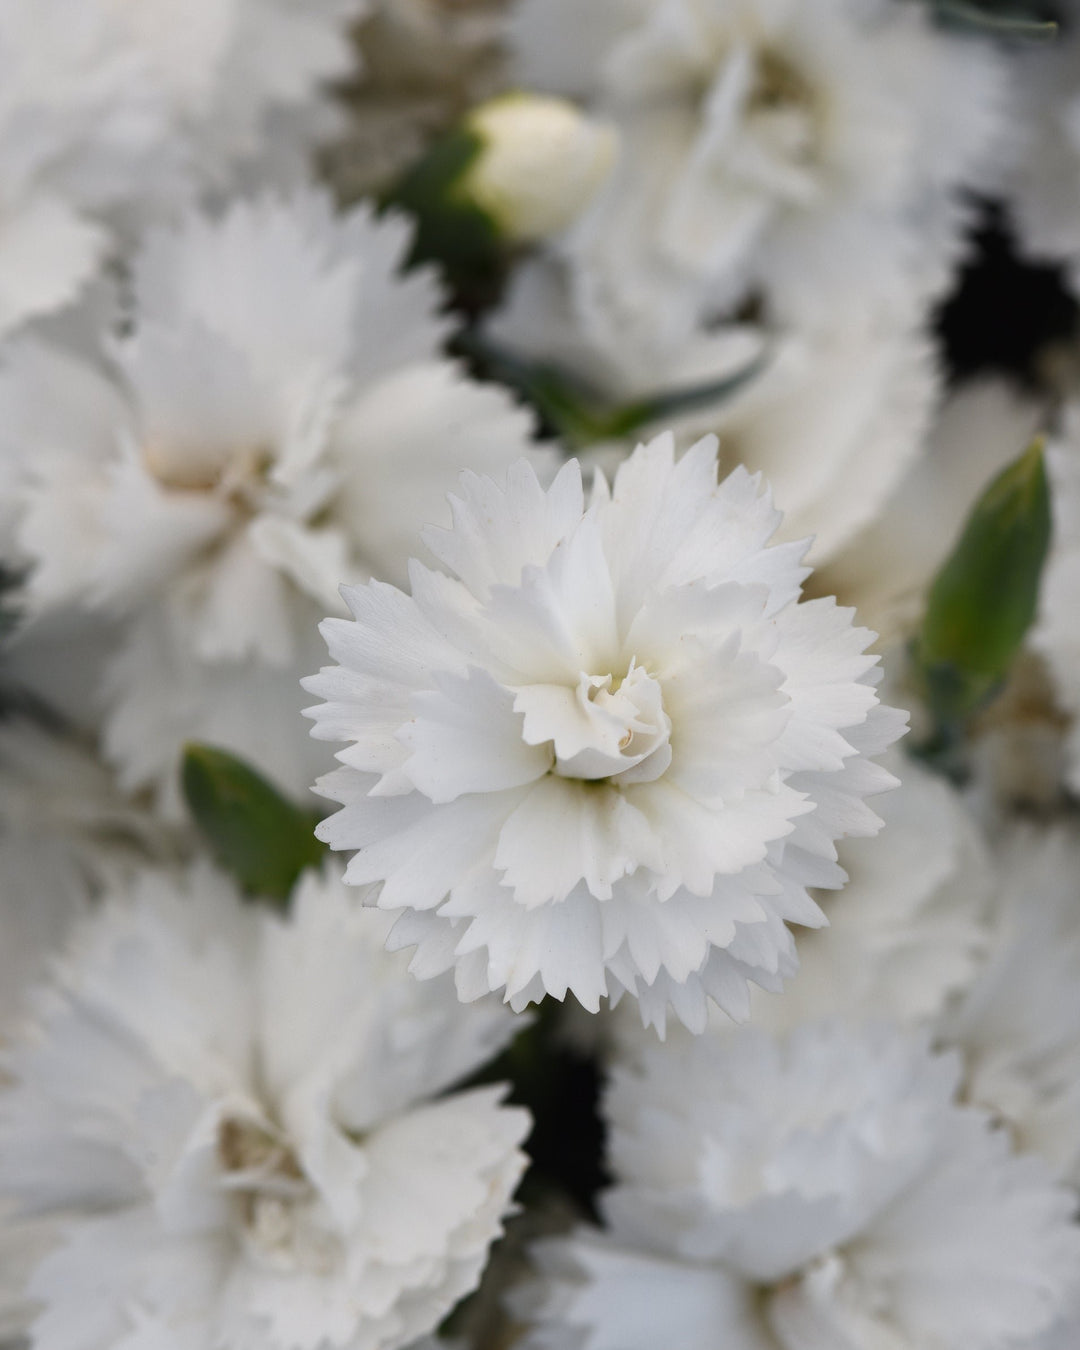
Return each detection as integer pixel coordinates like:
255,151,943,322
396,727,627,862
387,93,616,288
915,435,1052,727
181,744,326,905
459,93,617,244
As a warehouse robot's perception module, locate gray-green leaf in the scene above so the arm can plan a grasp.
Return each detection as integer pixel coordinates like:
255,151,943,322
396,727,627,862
181,744,325,904
916,436,1051,726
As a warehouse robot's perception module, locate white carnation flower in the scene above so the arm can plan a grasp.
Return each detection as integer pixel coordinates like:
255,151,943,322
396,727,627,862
519,1022,1080,1350
304,433,906,1031
510,0,1010,331
2,188,545,807
940,825,1080,1186
0,863,529,1350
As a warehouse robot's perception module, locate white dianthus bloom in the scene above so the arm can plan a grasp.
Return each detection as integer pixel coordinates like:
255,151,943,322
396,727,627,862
510,0,1010,332
488,256,939,564
1034,406,1080,794
2,188,544,806
518,1022,1080,1350
304,433,906,1031
940,825,1080,1187
0,863,529,1350
0,717,168,1030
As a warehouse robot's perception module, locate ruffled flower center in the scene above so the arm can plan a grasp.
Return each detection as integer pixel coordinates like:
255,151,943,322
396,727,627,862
217,1115,338,1273
733,46,819,179
519,663,673,785
767,1250,893,1350
144,440,272,506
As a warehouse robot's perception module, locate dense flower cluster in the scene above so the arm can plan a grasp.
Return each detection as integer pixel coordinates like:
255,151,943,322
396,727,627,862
5,3,1080,1350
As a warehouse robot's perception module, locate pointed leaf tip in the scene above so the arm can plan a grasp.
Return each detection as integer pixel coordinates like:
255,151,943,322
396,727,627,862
916,434,1051,724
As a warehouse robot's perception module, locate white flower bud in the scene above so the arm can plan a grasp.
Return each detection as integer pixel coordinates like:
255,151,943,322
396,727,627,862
462,93,617,242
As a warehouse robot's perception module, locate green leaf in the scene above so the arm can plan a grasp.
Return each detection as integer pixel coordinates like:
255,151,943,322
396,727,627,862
181,744,325,904
456,330,768,450
915,436,1052,727
382,125,505,294
933,0,1057,40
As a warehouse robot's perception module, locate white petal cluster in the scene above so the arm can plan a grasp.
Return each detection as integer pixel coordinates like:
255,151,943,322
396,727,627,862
0,187,544,805
98,0,368,193
1008,23,1080,272
519,1021,1080,1350
489,255,939,564
0,863,529,1350
510,0,1010,331
0,0,368,340
0,1,166,336
328,0,508,196
1035,405,1080,796
305,432,905,1031
0,717,168,1029
940,826,1080,1186
820,378,1045,647
742,752,990,1035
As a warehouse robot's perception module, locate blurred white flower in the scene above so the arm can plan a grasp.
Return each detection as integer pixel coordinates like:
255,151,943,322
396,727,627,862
1007,23,1080,269
0,1,168,336
1,188,544,807
304,433,905,1031
742,751,990,1036
0,863,529,1350
0,716,169,1030
489,255,939,564
95,0,369,198
510,0,1010,333
326,0,508,198
519,1021,1080,1350
940,825,1080,1186
820,377,1044,649
0,1212,56,1343
0,0,370,340
1034,403,1080,795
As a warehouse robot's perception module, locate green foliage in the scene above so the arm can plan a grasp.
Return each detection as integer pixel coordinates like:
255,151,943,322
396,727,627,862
914,437,1052,736
383,125,505,301
932,0,1058,39
458,331,768,451
181,744,325,905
